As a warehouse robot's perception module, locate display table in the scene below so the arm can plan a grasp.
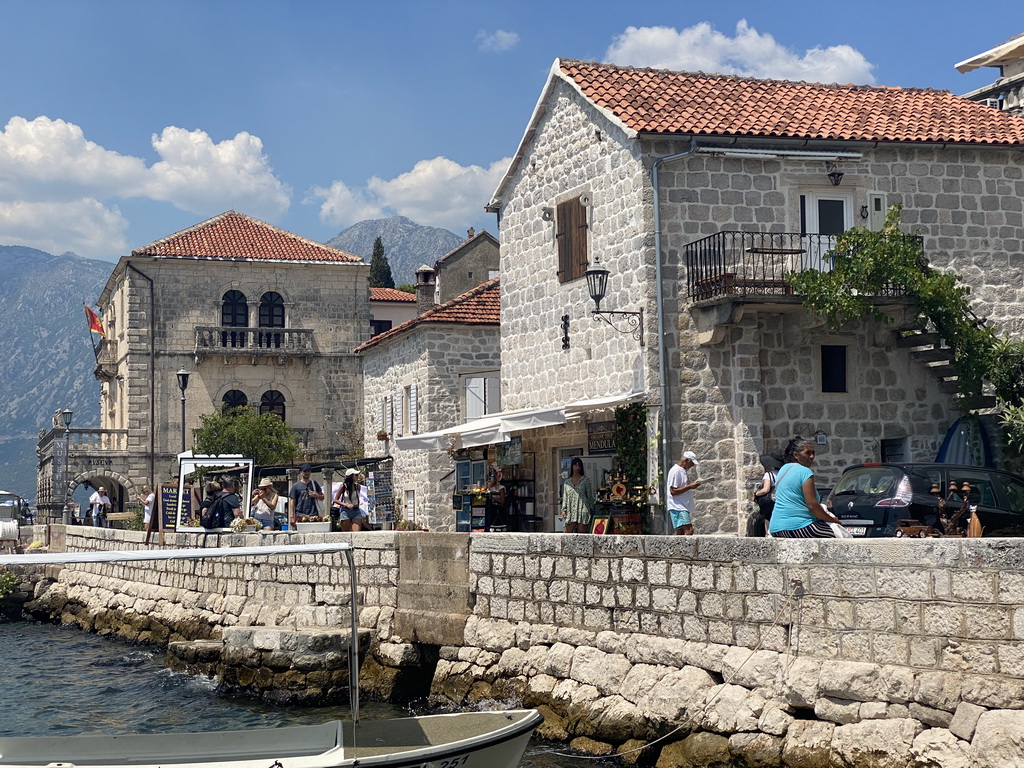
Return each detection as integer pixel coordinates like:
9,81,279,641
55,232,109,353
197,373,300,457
593,501,646,534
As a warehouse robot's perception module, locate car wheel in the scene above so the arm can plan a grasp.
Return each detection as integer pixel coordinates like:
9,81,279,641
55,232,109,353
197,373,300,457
917,530,928,538
894,529,904,537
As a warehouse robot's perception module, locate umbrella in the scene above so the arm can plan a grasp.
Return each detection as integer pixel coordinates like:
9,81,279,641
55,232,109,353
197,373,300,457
759,452,785,470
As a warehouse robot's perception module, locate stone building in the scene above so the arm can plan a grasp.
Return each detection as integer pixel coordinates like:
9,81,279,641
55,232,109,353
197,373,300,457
356,279,500,530
957,33,1024,115
433,228,500,305
475,58,1024,535
37,211,369,516
369,287,417,336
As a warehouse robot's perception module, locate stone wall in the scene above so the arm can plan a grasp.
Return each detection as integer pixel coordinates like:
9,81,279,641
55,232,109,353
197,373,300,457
15,529,1024,765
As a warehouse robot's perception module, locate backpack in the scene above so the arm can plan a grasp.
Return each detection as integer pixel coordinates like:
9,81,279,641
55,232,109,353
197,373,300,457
201,495,229,529
756,471,778,517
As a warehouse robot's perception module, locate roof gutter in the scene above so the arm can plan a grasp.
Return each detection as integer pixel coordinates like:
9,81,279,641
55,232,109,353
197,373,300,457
652,138,698,493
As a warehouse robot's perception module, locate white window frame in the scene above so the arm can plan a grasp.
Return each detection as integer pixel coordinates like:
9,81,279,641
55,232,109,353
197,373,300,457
462,372,500,421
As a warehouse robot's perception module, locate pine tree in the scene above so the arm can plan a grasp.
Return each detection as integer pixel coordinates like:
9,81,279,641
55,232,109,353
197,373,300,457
368,236,395,288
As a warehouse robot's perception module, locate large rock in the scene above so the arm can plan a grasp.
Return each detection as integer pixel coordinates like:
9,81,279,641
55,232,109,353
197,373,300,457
637,666,717,725
818,661,881,702
910,728,971,768
831,718,923,768
782,720,834,768
701,684,765,733
782,657,822,709
570,646,632,694
656,732,731,768
971,710,1024,766
728,732,783,768
948,701,986,742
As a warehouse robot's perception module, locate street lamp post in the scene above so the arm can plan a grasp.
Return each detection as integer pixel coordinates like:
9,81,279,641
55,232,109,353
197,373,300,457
176,368,190,453
56,408,73,524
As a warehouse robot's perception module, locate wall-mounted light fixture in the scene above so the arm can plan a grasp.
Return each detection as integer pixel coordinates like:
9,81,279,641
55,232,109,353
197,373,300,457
826,162,844,187
541,207,554,222
814,430,828,445
584,259,644,346
860,204,869,219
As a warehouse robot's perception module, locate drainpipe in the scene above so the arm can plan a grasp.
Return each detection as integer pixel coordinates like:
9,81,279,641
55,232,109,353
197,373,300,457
126,262,156,490
652,139,698,495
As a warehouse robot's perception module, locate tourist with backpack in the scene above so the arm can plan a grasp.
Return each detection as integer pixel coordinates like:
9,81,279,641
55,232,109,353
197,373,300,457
750,453,782,537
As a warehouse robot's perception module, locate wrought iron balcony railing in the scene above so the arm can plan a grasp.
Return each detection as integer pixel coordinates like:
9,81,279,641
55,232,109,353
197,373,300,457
194,326,315,359
683,231,912,302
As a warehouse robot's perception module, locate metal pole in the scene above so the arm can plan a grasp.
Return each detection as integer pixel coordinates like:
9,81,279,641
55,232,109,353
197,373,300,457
180,393,186,453
345,547,360,726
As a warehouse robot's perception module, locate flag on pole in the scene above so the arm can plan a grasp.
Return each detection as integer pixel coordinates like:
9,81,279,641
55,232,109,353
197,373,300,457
84,305,106,337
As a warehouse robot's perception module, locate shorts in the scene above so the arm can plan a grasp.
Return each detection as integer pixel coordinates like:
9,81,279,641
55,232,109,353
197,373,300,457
338,505,362,521
669,507,692,529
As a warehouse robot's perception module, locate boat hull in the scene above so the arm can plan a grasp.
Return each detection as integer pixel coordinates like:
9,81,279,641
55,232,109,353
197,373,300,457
0,709,543,768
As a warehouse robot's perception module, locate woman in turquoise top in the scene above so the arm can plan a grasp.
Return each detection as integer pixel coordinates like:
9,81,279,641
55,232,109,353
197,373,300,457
560,458,596,534
768,437,845,538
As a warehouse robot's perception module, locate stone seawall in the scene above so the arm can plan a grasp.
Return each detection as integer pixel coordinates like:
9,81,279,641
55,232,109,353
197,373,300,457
8,527,1024,766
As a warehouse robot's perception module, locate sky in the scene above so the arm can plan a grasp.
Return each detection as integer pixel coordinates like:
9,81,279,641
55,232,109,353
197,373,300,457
0,1,1020,263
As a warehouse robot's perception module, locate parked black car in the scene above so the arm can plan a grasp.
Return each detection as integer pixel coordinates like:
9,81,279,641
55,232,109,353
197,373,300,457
827,463,1024,538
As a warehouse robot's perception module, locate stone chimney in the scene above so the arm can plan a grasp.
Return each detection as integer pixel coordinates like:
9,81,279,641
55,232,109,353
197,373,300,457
415,264,437,315
467,227,475,240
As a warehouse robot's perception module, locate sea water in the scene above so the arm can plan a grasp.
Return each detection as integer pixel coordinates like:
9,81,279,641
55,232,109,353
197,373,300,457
0,623,608,767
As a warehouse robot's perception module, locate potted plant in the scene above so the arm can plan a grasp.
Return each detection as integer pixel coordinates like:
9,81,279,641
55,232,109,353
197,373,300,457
377,430,389,441
229,516,263,533
295,515,331,533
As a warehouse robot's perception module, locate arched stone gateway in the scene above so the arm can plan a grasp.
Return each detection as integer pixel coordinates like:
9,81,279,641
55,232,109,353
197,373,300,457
64,469,137,517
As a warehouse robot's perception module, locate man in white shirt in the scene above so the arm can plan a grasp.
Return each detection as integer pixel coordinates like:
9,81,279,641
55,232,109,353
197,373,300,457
666,451,703,535
88,486,112,528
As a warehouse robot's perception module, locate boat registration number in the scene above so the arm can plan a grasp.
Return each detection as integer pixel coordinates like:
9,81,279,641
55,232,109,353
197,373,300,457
847,526,867,537
407,755,470,768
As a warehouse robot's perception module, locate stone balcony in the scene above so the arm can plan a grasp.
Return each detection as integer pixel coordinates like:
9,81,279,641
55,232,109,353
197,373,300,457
93,337,118,381
194,326,316,363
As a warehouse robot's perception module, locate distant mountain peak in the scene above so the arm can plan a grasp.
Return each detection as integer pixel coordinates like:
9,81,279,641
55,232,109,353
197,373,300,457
325,216,464,285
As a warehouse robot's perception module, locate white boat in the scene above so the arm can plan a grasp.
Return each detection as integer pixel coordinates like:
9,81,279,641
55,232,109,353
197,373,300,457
0,543,543,768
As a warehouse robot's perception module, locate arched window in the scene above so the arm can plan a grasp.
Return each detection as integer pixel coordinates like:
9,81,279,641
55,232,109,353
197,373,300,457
222,390,248,411
260,390,286,421
258,292,285,348
220,290,248,348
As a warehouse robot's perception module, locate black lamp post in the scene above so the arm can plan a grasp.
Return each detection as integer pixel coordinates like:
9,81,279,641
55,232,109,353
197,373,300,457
583,259,644,346
176,368,190,453
57,407,73,523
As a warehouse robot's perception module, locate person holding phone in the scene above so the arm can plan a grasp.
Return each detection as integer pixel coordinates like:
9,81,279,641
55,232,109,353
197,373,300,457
666,450,703,535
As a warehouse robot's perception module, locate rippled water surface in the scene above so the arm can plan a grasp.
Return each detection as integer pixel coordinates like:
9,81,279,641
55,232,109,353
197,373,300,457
0,623,610,766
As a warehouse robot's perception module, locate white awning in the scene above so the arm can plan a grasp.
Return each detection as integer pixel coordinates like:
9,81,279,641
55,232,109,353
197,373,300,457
394,392,646,452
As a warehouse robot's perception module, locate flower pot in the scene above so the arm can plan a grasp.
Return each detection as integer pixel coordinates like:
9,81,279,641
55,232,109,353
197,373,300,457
295,521,331,533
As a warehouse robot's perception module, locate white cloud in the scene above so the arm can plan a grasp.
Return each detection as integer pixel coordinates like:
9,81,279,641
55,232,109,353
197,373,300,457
476,29,519,52
605,20,876,84
311,156,511,230
0,116,291,258
0,199,129,259
145,127,291,220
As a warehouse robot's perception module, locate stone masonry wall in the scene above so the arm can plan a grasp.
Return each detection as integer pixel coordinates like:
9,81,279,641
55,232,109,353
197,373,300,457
20,529,1024,765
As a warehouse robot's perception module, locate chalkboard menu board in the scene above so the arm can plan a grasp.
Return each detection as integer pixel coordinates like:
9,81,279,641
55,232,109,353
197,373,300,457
160,483,190,529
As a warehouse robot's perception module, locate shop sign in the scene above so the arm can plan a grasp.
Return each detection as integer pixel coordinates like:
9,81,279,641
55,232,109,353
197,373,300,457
588,421,616,454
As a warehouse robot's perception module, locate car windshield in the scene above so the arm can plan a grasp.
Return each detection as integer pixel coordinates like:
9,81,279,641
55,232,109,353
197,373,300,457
833,467,899,497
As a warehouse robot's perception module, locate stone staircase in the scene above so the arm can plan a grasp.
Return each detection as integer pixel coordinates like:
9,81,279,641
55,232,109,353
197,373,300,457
896,329,997,409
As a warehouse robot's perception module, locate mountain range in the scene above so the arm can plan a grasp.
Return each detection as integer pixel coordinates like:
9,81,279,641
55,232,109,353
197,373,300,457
0,216,468,504
327,215,464,286
0,246,108,501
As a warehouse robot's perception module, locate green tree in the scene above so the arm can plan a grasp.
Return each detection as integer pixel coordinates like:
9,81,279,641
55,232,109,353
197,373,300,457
396,283,416,294
193,407,301,467
368,236,395,288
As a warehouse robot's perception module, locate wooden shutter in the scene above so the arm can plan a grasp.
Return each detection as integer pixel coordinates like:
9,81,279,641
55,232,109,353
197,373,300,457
395,389,404,436
556,197,588,283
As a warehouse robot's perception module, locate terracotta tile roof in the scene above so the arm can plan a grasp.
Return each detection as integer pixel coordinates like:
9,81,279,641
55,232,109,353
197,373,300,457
559,59,1024,145
370,287,416,302
356,278,499,353
132,211,362,263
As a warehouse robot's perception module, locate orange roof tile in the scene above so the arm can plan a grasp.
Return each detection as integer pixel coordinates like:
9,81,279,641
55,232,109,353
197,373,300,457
132,211,362,263
370,287,416,302
559,59,1024,145
356,278,499,352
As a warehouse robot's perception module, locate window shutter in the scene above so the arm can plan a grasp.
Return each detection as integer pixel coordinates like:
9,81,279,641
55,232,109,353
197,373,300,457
409,383,418,434
385,395,393,433
466,377,485,421
556,198,588,282
378,398,385,431
485,377,500,415
395,389,404,436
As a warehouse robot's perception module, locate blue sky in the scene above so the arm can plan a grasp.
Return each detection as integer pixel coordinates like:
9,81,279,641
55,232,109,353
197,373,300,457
0,0,1018,262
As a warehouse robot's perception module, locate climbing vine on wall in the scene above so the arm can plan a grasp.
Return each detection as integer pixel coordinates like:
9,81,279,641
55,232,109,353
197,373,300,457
612,403,647,489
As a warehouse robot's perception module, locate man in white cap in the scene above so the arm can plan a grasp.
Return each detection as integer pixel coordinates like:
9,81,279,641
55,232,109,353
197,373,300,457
666,450,703,535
